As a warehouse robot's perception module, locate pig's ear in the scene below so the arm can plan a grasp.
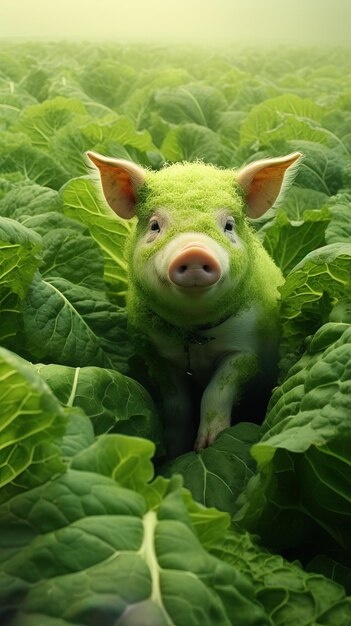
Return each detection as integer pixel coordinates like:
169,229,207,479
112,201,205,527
236,152,303,219
86,151,145,219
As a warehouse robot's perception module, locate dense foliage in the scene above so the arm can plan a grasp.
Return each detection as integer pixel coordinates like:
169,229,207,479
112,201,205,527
0,41,351,625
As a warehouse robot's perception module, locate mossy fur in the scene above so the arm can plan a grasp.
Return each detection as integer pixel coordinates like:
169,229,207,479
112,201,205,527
125,161,283,345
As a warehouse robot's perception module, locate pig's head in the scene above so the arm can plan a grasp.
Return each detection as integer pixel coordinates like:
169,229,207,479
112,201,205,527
87,151,302,328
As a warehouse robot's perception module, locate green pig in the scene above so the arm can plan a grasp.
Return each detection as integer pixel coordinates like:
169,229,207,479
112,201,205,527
87,151,302,457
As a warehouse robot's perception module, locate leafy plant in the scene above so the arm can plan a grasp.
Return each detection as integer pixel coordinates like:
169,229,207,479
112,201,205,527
0,40,351,625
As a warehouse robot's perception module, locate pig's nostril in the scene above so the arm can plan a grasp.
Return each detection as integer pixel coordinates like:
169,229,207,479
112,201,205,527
203,265,211,273
179,265,187,274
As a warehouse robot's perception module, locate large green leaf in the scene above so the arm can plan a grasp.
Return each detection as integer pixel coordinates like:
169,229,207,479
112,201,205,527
0,183,60,220
0,217,42,299
212,529,351,626
0,472,267,626
0,87,36,128
162,123,233,166
62,177,132,298
0,374,267,626
289,140,344,196
322,109,351,154
52,116,157,176
38,224,105,290
23,272,132,373
13,96,87,150
217,111,247,149
236,321,351,555
279,242,351,371
71,433,156,493
0,132,69,189
240,94,324,147
307,554,351,596
161,424,260,516
155,83,227,129
59,406,96,460
280,186,329,220
325,194,351,244
82,115,157,152
0,347,66,502
261,207,330,276
0,292,22,349
79,58,137,108
18,210,87,237
36,363,161,444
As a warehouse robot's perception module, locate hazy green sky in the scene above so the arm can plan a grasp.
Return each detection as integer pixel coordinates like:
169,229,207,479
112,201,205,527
0,0,350,46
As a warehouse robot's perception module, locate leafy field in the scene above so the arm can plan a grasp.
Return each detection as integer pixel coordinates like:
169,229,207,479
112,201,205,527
0,41,351,625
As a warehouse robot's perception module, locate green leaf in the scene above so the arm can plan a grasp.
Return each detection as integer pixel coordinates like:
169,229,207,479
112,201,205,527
325,194,351,244
279,243,351,370
0,348,66,502
161,423,260,517
330,298,351,324
0,291,22,349
23,272,132,373
261,208,330,276
59,407,95,460
52,116,157,177
281,186,329,220
39,225,106,290
72,434,155,493
183,491,231,550
19,65,50,101
0,87,36,128
18,210,86,237
212,529,351,626
0,183,60,220
162,123,233,166
322,109,351,154
236,321,351,555
62,177,132,298
79,59,137,108
155,83,227,128
0,470,267,626
240,94,324,147
50,123,92,176
0,132,69,189
217,111,247,149
13,96,87,150
47,74,117,117
232,79,271,112
290,140,344,196
82,115,157,152
307,554,351,595
36,363,161,444
0,217,42,298
0,417,266,626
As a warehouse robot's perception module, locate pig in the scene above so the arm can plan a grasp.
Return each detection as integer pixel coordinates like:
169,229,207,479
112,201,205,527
87,151,302,457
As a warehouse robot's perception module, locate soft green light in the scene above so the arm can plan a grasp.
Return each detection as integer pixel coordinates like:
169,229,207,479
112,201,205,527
0,0,349,46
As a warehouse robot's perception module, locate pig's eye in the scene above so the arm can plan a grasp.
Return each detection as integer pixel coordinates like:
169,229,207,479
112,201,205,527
150,220,160,232
224,218,235,232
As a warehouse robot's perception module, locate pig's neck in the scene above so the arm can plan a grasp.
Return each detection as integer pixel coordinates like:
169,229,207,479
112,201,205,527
132,299,247,344
167,310,239,334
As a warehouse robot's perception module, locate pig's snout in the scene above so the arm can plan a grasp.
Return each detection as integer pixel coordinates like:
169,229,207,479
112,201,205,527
168,243,222,288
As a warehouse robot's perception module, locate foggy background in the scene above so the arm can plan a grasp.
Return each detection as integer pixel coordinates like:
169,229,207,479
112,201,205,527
0,0,350,47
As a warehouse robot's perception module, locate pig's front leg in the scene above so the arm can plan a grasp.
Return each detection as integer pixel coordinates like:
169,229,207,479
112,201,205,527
195,352,258,451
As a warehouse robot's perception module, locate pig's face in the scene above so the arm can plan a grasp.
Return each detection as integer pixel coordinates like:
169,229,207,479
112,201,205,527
128,163,255,327
86,150,302,328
